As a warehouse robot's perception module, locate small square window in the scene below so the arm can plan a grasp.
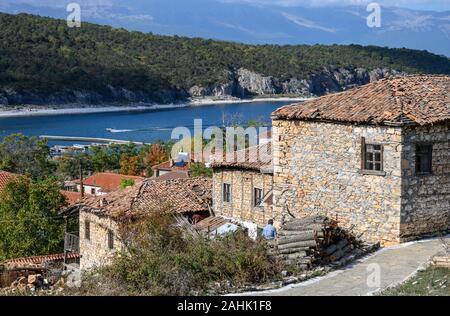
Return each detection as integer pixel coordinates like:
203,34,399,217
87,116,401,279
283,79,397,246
91,188,96,195
85,221,90,241
253,188,263,207
416,144,433,174
108,230,114,250
361,138,384,174
223,183,231,203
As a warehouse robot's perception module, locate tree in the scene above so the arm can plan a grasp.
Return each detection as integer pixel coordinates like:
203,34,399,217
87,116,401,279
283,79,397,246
0,176,67,261
143,144,168,176
0,133,55,179
189,163,212,178
119,155,141,176
56,151,92,180
120,178,135,189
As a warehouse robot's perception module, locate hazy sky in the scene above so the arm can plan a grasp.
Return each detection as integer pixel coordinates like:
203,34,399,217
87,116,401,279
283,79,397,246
222,0,450,11
2,0,449,11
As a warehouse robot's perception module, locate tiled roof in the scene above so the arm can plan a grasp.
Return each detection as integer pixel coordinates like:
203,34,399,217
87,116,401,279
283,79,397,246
75,173,145,193
272,75,450,126
2,253,79,268
0,171,18,192
60,191,82,205
152,160,192,171
195,216,230,232
210,142,273,173
67,177,212,220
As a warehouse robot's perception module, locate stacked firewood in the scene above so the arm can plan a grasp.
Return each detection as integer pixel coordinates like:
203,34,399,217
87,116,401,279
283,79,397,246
432,256,450,268
274,215,360,269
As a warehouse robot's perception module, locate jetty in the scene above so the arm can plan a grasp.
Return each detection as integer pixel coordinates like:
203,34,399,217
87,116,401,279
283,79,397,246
39,135,150,145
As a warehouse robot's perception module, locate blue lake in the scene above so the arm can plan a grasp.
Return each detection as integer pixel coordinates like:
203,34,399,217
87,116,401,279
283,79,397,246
0,101,292,145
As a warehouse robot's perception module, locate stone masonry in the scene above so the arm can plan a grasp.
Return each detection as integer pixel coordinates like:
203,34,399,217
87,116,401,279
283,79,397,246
400,124,450,241
212,169,274,228
272,119,450,245
79,211,122,270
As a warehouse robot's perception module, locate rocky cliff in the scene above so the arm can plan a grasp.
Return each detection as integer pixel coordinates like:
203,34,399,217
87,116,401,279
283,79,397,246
0,67,401,106
189,67,401,100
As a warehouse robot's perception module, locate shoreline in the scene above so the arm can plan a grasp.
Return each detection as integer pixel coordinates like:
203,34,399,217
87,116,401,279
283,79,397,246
0,97,309,118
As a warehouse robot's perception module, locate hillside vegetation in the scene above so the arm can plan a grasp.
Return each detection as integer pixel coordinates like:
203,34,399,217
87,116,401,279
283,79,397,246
1,12,450,105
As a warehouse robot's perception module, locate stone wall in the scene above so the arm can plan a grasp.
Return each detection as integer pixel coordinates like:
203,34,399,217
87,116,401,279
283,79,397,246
212,169,274,227
400,124,450,240
79,211,122,271
272,120,403,245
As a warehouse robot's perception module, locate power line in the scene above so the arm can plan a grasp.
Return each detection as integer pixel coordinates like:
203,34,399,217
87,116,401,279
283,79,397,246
0,213,78,224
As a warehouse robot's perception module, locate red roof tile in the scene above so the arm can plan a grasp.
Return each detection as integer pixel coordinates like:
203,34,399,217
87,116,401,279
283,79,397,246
210,142,273,173
2,253,79,268
66,177,212,220
152,160,192,172
76,173,145,193
61,191,82,205
272,75,450,126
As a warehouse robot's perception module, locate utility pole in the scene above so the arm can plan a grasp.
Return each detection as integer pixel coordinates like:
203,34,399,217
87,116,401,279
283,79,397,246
79,158,84,198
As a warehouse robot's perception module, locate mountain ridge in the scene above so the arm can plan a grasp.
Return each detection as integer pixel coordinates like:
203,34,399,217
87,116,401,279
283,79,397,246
0,12,449,106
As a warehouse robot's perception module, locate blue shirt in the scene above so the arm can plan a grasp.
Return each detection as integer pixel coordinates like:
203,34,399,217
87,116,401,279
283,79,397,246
262,224,277,240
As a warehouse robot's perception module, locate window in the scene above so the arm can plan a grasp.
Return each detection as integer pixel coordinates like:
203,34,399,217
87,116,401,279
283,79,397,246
85,221,90,241
107,230,114,250
361,137,384,174
91,188,96,195
253,188,263,207
223,183,231,203
416,144,433,174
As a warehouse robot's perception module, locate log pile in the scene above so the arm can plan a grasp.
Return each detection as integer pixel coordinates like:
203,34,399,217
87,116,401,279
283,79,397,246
273,215,362,269
432,256,450,268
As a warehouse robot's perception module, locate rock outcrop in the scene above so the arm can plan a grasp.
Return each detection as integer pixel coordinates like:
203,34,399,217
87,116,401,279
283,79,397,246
190,67,401,100
0,67,401,106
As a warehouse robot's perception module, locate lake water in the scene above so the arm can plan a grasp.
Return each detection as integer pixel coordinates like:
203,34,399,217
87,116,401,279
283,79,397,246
0,101,292,145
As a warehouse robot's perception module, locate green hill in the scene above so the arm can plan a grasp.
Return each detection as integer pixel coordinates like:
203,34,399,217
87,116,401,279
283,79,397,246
1,12,449,105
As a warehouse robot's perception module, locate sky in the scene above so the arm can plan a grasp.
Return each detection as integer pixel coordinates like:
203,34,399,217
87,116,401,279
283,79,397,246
2,0,450,11
222,0,449,11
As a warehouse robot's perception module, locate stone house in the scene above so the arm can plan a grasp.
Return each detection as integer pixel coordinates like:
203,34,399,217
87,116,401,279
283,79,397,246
271,75,450,245
64,177,212,270
211,143,274,235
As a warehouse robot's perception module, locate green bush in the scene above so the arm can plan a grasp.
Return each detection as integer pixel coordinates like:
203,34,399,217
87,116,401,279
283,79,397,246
77,213,282,296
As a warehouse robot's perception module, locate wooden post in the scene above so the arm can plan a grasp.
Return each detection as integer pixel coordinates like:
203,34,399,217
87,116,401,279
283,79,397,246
79,159,84,198
63,216,68,269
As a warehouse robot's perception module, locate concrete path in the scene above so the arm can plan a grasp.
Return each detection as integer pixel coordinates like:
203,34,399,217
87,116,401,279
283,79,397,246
242,236,449,296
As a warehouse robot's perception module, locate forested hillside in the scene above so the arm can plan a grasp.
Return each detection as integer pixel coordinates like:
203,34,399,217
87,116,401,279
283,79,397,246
1,12,450,106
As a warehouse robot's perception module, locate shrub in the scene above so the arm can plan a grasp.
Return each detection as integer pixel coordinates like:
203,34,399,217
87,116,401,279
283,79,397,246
77,213,282,295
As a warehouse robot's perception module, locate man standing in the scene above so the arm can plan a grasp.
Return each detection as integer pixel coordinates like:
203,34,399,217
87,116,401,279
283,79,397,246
262,219,277,240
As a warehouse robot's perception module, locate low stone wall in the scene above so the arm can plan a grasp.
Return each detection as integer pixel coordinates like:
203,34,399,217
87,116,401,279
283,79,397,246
79,211,122,271
272,120,403,245
212,169,274,228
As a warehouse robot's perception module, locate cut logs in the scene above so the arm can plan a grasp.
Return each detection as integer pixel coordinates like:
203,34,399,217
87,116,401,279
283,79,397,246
274,216,361,270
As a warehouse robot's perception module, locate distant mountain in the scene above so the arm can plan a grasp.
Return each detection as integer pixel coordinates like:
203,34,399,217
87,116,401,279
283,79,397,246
1,13,450,106
0,0,449,56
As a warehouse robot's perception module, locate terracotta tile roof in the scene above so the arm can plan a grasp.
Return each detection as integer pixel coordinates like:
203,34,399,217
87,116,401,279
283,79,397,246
2,253,79,268
67,177,212,220
272,75,450,126
61,191,82,205
195,216,230,232
152,160,192,172
0,171,18,192
75,173,145,193
210,142,273,173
